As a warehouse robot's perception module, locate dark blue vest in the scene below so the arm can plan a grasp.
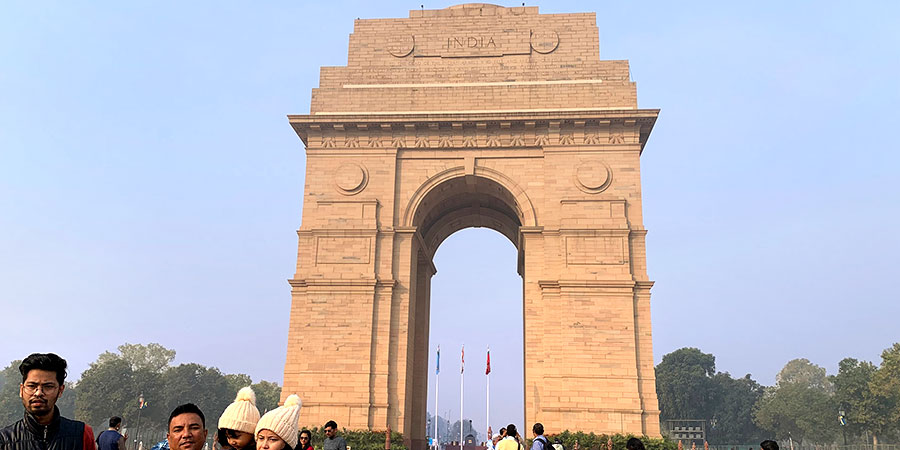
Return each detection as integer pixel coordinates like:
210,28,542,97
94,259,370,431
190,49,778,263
0,408,86,450
96,431,121,450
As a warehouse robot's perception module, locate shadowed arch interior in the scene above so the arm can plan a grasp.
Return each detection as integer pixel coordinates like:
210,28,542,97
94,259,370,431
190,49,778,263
413,175,524,259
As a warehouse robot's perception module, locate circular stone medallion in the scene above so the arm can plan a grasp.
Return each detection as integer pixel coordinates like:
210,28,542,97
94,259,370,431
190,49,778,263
386,35,415,58
530,30,559,54
575,162,612,194
334,163,368,195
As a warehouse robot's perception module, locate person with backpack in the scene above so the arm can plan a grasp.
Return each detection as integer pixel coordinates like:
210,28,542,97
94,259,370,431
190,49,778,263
530,424,548,450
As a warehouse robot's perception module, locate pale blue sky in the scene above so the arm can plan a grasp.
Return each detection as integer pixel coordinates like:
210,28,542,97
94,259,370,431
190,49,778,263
2,0,899,437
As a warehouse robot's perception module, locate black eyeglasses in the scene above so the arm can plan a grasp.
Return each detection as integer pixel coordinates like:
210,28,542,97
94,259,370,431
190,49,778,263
22,383,59,395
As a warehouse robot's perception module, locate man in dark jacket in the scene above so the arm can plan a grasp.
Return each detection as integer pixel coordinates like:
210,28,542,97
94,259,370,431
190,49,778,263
0,353,96,450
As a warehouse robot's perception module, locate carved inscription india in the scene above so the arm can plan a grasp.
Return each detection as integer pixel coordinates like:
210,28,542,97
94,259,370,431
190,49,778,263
445,36,497,49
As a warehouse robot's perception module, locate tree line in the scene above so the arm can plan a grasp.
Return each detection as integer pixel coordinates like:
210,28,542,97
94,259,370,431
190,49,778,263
0,343,281,443
656,343,900,445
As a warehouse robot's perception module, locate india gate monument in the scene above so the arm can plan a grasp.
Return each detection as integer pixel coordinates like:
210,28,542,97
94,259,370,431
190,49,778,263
282,4,661,447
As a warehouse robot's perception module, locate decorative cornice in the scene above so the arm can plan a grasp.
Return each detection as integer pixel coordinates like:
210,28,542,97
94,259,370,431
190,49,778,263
288,109,658,153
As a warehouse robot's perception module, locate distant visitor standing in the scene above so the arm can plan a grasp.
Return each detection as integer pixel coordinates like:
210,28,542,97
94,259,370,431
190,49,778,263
530,424,547,450
323,421,346,450
97,417,126,450
0,353,97,450
495,425,521,450
297,431,313,450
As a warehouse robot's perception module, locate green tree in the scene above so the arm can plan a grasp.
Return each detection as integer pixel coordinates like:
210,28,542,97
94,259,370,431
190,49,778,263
753,359,837,444
57,382,77,419
116,343,176,373
655,348,717,421
224,373,252,396
162,364,232,428
708,373,766,443
250,380,281,414
0,360,23,426
777,358,833,393
76,345,169,434
76,357,136,428
833,358,878,441
868,343,900,445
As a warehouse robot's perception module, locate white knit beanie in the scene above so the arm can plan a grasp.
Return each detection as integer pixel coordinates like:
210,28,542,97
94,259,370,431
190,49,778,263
218,387,261,434
255,394,302,449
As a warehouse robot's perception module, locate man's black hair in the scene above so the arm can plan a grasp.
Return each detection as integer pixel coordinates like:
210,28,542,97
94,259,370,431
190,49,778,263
626,438,645,450
505,424,517,438
110,417,123,428
761,441,779,450
168,403,206,428
532,423,544,436
324,420,337,430
19,353,68,385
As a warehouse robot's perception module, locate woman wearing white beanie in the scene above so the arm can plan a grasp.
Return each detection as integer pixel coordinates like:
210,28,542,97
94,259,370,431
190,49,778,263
255,394,302,450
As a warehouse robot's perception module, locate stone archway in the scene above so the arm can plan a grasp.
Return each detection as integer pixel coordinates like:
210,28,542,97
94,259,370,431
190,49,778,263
282,4,661,449
403,171,530,443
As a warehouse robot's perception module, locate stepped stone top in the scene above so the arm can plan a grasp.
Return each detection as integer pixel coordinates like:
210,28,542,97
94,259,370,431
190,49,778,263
301,5,643,122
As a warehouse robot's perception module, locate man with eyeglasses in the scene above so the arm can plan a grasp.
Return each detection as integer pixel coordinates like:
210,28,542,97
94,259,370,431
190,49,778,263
322,421,346,450
0,353,97,450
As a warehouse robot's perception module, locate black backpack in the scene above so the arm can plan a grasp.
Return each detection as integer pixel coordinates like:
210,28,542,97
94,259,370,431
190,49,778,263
537,438,564,450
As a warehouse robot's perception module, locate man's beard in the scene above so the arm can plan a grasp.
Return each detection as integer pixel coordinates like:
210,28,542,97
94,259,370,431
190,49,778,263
24,396,55,417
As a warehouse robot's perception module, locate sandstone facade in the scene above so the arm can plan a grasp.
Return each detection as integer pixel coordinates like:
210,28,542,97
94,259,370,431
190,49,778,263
283,4,661,448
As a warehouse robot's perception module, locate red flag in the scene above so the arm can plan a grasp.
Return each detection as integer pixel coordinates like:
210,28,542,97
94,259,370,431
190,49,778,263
461,345,465,373
485,348,491,375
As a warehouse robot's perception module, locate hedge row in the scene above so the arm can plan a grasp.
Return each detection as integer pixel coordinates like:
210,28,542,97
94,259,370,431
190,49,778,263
303,427,407,450
301,429,675,450
527,432,677,450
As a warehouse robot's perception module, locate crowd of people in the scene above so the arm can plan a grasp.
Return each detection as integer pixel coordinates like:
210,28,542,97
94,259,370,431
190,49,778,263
0,354,348,450
0,353,782,450
483,423,650,450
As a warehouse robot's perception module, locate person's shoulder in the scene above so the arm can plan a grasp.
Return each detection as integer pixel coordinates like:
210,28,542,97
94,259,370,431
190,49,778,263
0,419,25,439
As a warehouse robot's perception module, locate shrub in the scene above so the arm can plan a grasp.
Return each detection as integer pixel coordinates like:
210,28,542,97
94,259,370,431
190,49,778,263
302,427,406,450
529,432,676,450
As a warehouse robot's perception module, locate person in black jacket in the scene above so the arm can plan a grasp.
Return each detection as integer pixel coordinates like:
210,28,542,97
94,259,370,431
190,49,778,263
0,353,96,450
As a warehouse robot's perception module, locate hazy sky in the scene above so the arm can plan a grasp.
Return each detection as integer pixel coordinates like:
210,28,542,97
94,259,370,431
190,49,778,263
2,0,899,437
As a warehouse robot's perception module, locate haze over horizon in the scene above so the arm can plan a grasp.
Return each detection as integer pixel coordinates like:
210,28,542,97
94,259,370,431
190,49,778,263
2,0,898,436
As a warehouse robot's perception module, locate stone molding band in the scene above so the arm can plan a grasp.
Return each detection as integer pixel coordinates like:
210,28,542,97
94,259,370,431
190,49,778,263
289,110,658,152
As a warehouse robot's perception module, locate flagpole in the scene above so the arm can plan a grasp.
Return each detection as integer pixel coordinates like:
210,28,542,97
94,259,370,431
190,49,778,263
435,346,440,450
460,344,464,450
486,346,490,441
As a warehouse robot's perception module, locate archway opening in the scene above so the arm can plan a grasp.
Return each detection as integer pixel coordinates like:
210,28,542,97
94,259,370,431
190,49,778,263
406,173,530,447
425,228,524,446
